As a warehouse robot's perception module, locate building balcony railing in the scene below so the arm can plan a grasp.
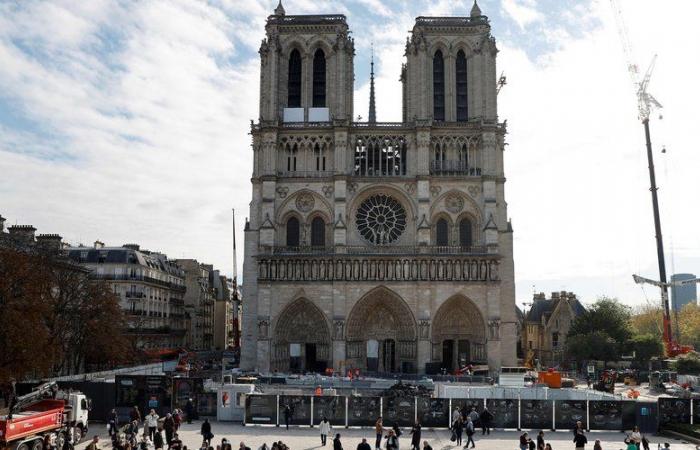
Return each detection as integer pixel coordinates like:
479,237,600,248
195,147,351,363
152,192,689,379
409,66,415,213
276,170,334,178
125,292,145,299
92,273,186,292
430,160,481,176
270,245,488,256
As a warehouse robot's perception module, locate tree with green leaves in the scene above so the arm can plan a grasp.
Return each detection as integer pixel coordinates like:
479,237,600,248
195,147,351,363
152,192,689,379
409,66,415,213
567,297,634,364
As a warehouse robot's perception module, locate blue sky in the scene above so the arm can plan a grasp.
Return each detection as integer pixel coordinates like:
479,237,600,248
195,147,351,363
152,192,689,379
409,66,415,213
0,0,698,309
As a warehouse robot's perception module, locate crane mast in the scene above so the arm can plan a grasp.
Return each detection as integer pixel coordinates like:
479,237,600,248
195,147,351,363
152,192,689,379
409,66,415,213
609,0,691,356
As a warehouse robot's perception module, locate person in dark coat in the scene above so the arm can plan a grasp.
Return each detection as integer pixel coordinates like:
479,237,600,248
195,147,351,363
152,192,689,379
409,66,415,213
201,419,213,446
479,408,493,435
109,409,119,437
153,431,164,450
185,399,195,424
283,405,291,430
163,413,175,446
409,422,421,450
333,434,343,450
130,406,142,425
454,416,464,446
573,430,588,450
537,431,545,450
357,439,371,450
422,442,432,450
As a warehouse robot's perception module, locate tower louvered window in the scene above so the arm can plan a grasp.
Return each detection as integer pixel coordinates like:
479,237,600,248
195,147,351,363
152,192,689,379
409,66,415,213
433,50,445,121
312,49,326,107
456,50,468,121
288,49,302,108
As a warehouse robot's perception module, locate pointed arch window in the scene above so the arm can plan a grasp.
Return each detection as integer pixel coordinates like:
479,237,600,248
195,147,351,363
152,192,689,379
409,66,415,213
286,217,300,247
459,218,473,247
436,218,449,246
433,50,445,121
312,49,326,107
456,50,468,121
288,49,302,108
310,217,325,247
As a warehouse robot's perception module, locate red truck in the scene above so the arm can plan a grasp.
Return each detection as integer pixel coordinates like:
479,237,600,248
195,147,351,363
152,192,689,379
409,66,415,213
0,382,90,450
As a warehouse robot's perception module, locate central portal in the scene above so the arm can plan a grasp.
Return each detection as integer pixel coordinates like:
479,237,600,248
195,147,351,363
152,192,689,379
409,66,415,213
345,287,417,373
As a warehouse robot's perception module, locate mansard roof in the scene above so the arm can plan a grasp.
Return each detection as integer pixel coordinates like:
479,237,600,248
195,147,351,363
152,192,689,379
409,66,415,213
525,293,586,324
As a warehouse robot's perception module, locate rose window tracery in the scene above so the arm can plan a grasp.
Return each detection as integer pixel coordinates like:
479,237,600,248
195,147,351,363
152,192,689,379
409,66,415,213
355,194,407,245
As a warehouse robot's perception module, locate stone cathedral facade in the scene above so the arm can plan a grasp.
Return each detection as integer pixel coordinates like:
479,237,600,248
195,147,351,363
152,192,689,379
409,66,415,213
241,1,517,374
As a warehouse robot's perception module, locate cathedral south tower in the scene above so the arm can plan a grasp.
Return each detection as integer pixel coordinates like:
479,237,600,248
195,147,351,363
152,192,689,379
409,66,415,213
241,1,517,374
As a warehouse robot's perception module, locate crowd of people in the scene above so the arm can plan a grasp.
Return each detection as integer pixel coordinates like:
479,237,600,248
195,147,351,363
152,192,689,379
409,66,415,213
85,403,674,450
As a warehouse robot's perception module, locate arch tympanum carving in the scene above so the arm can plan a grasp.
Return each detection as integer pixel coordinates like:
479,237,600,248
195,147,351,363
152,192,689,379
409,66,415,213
345,286,417,373
431,295,487,368
271,297,331,372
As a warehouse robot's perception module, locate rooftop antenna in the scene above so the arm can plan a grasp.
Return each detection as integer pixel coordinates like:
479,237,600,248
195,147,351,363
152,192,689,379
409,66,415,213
232,208,237,288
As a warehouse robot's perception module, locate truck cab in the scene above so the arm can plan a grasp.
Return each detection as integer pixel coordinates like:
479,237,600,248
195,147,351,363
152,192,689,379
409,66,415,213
57,392,90,442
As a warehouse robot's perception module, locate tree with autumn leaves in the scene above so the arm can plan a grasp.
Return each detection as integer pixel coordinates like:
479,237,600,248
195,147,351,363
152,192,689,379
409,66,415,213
0,246,131,383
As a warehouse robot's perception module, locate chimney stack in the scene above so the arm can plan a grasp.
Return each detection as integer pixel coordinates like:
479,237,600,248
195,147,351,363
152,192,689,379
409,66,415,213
94,240,105,249
8,225,36,243
0,214,5,233
123,243,140,251
551,292,560,300
36,234,63,252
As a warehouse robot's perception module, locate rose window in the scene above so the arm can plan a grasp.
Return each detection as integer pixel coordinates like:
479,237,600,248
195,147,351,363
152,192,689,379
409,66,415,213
356,194,407,245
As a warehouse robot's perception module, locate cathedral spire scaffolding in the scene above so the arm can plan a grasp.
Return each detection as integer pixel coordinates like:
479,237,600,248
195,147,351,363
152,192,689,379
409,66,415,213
368,43,376,124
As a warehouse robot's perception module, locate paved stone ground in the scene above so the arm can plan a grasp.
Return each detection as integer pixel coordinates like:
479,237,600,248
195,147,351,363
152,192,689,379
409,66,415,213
77,422,697,450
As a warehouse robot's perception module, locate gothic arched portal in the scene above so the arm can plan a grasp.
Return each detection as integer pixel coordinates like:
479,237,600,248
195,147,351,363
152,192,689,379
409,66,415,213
431,295,487,371
345,286,417,373
272,298,331,373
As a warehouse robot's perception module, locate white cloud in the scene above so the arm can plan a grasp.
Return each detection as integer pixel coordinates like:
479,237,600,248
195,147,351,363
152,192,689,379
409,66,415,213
501,0,543,30
0,0,698,308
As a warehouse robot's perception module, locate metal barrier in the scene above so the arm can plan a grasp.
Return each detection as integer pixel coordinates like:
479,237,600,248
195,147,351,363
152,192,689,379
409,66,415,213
244,395,675,431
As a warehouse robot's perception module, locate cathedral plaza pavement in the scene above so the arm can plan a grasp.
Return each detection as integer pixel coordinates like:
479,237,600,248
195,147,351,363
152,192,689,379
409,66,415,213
76,422,696,450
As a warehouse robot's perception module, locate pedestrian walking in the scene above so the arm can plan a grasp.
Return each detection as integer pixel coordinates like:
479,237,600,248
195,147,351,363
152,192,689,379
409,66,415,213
201,419,213,446
333,434,343,450
283,405,291,430
479,408,493,435
573,430,587,450
468,408,480,428
452,408,462,424
537,431,545,450
357,438,372,450
454,416,464,446
422,442,432,450
465,417,476,449
109,409,119,437
385,430,399,450
520,433,530,450
392,423,402,439
146,410,160,441
320,417,332,446
593,440,602,450
185,400,195,424
409,422,421,450
641,436,649,450
130,406,142,426
630,427,642,450
173,409,182,431
375,417,384,450
164,413,175,446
